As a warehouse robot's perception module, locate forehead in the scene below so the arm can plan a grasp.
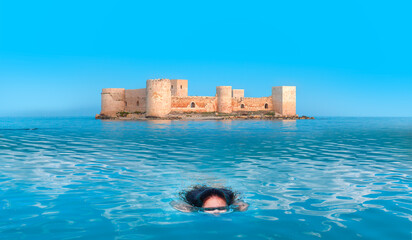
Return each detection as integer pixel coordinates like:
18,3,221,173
203,196,227,208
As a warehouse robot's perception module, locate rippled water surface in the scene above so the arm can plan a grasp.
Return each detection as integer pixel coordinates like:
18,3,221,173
1,117,411,239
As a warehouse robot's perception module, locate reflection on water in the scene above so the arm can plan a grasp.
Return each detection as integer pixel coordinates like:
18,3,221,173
0,117,411,239
281,119,297,130
146,119,172,127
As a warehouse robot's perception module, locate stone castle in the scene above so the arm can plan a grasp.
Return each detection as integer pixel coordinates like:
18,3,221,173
100,79,296,118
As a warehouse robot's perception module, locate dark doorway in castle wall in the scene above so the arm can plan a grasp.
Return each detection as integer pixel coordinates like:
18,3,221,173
264,103,268,109
241,104,245,109
191,102,195,108
137,100,140,106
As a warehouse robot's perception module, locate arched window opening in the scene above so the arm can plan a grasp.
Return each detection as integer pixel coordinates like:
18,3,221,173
171,85,173,89
191,102,196,108
125,102,127,106
180,85,183,89
240,104,245,109
264,103,268,109
136,100,140,106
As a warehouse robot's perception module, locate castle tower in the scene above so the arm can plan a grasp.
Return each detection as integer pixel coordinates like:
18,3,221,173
170,79,188,97
101,88,125,117
272,86,296,116
146,79,171,117
216,86,233,113
232,89,244,99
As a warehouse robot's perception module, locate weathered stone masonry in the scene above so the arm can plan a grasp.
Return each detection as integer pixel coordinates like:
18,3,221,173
100,79,296,117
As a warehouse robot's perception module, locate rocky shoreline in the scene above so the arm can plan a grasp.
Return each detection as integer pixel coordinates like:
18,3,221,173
95,111,314,121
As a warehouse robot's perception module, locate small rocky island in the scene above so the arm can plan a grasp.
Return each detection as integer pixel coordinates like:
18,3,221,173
96,111,314,120
96,78,314,121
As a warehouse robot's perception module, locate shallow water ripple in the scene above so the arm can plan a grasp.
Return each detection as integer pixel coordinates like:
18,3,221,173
0,117,411,239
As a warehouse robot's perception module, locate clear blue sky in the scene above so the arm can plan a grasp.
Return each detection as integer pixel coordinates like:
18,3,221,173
1,0,411,117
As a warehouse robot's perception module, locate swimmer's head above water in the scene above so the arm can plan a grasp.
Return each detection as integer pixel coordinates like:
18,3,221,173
172,185,249,214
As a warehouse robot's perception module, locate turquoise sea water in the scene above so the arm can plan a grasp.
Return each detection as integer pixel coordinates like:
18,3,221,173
0,117,411,239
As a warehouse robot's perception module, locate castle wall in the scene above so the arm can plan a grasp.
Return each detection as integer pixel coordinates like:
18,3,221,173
125,88,146,113
170,79,188,97
232,97,273,112
272,86,296,116
216,86,233,113
146,79,171,117
171,96,217,112
101,88,125,117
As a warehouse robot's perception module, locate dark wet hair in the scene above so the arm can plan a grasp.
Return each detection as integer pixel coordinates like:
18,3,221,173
180,185,238,208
